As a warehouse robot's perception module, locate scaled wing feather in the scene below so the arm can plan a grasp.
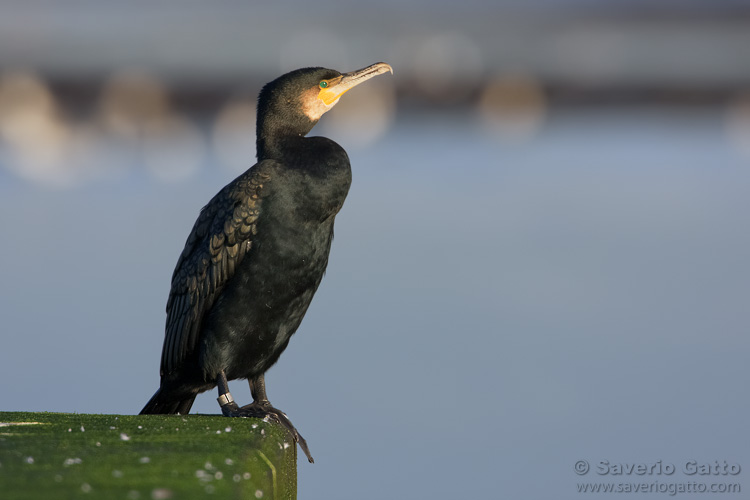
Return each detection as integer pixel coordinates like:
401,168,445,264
160,164,272,376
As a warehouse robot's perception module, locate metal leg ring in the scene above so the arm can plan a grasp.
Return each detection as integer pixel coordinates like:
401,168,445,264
217,393,234,407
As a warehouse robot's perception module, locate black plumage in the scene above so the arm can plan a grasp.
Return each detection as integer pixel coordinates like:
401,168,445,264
140,63,393,462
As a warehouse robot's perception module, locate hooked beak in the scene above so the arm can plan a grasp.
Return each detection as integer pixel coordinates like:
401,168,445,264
318,62,393,105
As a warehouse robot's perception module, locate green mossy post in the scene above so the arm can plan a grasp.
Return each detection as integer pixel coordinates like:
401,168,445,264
0,411,297,499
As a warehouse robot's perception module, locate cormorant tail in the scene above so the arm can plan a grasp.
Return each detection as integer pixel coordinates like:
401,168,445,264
140,388,196,415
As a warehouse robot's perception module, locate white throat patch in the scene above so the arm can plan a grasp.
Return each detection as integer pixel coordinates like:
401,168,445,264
301,87,339,121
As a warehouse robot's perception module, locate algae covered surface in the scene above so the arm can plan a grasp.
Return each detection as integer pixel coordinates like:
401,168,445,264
0,411,296,499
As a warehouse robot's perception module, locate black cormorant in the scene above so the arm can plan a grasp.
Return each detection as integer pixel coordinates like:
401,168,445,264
140,62,393,463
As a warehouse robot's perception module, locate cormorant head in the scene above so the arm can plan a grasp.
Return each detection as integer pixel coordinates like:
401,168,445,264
256,62,392,158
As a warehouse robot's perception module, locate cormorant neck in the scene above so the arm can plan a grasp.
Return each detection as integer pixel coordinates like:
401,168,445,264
256,118,317,161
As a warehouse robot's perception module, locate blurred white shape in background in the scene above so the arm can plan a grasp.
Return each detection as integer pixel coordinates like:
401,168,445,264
0,71,98,187
725,92,750,161
212,95,257,173
319,77,396,150
96,69,204,182
411,33,483,102
477,73,547,142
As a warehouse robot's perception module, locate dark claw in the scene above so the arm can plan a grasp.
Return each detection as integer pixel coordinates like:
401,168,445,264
221,401,314,463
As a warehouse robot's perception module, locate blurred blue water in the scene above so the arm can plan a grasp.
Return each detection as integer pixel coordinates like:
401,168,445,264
1,109,748,499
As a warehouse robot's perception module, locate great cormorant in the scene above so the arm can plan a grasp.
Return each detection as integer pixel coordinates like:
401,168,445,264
140,62,393,463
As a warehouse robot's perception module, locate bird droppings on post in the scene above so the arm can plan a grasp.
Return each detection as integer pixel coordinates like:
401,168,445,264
151,488,173,499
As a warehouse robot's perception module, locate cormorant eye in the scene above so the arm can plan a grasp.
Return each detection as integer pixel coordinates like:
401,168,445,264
319,81,328,89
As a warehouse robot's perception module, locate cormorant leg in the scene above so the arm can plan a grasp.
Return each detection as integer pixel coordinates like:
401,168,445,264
216,370,241,416
249,373,270,404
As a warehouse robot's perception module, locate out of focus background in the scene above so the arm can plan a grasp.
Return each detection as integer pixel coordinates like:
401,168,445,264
1,1,748,499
